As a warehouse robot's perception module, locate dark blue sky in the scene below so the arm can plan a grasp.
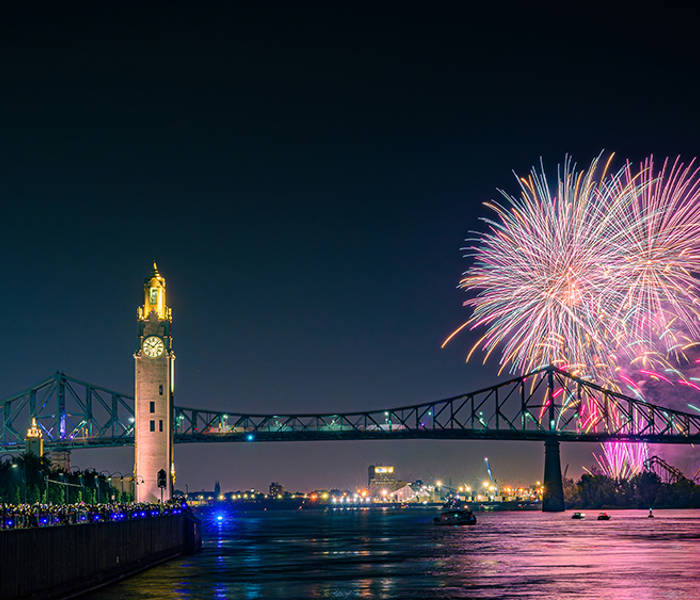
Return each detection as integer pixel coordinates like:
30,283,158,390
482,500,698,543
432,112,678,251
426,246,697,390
1,5,698,491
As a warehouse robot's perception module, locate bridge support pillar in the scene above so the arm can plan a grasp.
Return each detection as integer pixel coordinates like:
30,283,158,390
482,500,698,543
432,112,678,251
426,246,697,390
542,438,565,512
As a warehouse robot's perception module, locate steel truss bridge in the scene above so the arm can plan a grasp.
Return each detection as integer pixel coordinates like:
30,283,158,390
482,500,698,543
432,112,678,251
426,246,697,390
2,366,700,453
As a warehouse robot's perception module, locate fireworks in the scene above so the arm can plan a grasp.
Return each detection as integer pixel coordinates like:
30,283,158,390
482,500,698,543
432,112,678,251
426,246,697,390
445,152,700,478
444,153,631,376
592,442,649,480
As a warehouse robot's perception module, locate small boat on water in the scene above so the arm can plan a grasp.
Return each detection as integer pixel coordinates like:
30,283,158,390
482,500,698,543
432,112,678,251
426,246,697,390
571,512,586,520
434,500,477,526
597,512,611,520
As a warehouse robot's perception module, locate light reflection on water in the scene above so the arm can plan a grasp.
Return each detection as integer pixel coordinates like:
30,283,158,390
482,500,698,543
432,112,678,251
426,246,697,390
85,508,700,599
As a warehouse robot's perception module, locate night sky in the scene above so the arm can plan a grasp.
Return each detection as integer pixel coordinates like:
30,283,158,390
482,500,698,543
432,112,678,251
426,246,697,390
1,6,699,492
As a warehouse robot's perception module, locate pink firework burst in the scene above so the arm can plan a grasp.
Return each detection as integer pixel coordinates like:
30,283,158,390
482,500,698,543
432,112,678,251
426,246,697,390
446,153,700,479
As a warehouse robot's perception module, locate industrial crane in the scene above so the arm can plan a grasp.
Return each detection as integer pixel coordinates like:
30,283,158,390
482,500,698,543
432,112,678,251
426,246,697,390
484,457,498,496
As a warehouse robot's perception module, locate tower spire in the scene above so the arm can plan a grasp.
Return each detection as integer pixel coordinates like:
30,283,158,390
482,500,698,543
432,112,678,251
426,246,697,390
139,262,170,321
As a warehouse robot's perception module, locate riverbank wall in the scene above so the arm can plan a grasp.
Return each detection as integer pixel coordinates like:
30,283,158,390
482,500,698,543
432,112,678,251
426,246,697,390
0,514,201,600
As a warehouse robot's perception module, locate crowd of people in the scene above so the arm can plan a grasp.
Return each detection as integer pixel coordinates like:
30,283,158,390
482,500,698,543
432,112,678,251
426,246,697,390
0,499,188,529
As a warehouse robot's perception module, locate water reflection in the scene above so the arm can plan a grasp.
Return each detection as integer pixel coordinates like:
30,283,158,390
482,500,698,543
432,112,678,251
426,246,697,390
84,509,700,599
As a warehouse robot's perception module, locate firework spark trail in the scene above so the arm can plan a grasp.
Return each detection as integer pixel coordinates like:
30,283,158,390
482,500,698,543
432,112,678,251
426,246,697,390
447,153,641,378
616,157,700,345
446,153,700,478
592,441,649,479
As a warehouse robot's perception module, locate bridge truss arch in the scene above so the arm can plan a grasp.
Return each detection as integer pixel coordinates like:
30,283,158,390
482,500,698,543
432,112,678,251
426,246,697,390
2,366,700,452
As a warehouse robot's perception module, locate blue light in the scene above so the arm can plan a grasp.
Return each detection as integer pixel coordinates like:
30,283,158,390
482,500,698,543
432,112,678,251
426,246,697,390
216,514,224,522
246,433,254,441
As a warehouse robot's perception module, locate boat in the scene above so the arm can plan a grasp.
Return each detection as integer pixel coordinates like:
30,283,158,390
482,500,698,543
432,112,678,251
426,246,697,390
597,512,611,520
434,500,477,526
571,512,586,519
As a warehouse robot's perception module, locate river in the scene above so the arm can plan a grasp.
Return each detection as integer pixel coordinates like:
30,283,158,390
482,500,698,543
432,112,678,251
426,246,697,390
85,507,700,599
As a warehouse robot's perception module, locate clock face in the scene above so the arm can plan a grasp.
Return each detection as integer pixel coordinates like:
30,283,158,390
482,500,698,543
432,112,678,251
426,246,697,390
142,336,165,358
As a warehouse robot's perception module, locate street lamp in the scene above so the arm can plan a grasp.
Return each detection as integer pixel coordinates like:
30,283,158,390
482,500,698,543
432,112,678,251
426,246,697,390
8,456,29,503
71,469,86,502
2,454,21,495
102,471,127,501
9,462,25,503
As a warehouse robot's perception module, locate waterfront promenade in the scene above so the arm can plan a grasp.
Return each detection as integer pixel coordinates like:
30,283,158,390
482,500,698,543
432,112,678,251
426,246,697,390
0,500,185,529
0,500,201,600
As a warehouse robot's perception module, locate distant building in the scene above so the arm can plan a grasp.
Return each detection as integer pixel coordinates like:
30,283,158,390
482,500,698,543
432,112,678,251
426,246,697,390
368,465,407,498
269,482,285,497
25,417,43,457
388,484,414,503
49,450,71,472
214,481,221,497
191,490,217,502
388,482,431,503
368,465,393,486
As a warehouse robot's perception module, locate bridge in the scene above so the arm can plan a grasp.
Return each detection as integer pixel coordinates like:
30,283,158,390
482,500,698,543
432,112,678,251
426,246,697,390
3,365,699,511
2,365,699,451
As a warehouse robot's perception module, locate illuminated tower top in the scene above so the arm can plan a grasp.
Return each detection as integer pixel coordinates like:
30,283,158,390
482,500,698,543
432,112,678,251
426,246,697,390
138,261,172,321
25,417,43,457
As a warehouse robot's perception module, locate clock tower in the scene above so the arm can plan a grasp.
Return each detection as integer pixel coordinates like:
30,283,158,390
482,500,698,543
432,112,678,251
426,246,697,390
134,262,175,502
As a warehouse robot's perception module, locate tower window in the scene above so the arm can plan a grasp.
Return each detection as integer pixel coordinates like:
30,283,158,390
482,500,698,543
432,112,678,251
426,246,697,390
150,401,155,413
149,420,155,432
159,385,163,396
159,420,163,432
